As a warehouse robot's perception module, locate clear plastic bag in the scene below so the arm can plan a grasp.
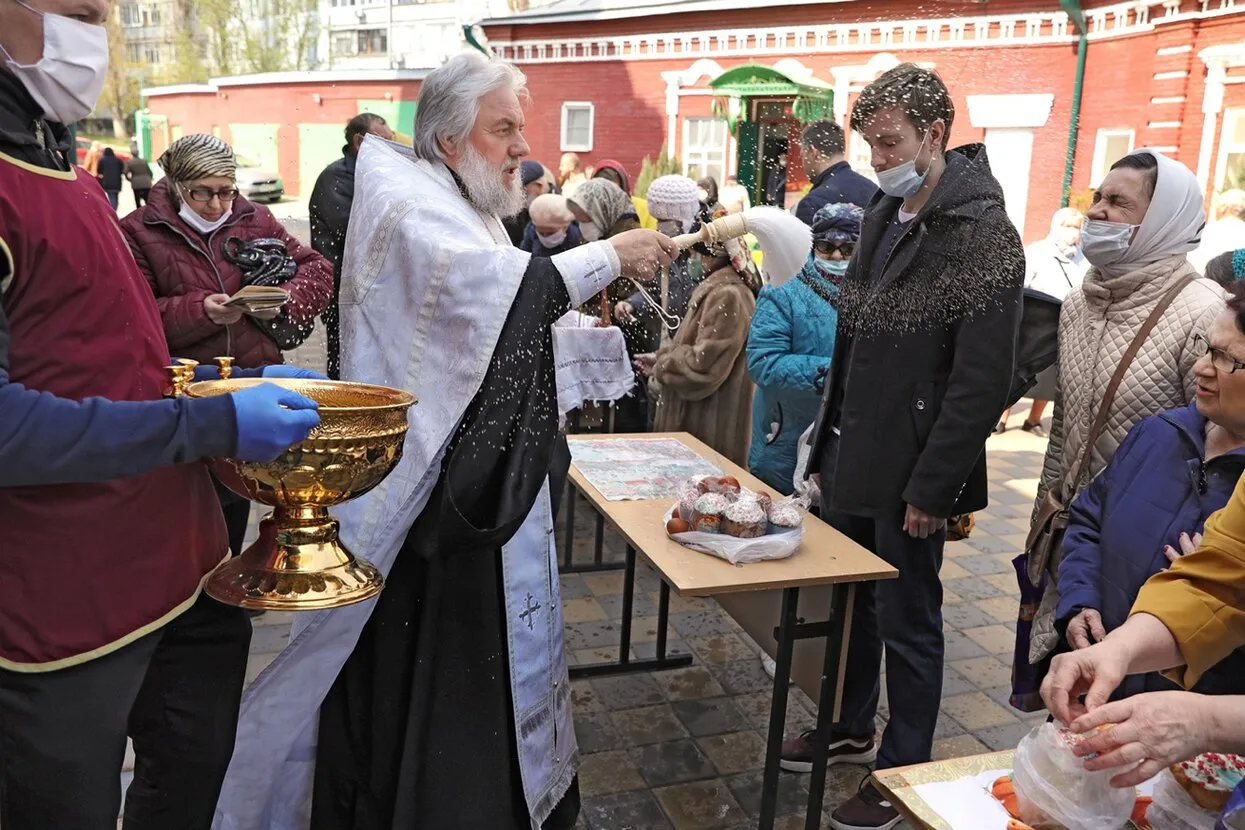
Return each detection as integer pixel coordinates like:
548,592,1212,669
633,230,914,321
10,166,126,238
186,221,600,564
663,505,802,565
1149,769,1219,830
1011,722,1135,830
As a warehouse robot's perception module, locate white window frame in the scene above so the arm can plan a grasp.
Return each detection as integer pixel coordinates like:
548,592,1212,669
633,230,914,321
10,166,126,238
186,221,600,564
1091,128,1135,187
848,131,877,182
560,102,594,153
1214,107,1245,192
681,117,727,185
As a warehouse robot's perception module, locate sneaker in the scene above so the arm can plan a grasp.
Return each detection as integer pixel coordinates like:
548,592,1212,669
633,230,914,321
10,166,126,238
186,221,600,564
828,779,902,830
1021,420,1047,437
780,730,878,773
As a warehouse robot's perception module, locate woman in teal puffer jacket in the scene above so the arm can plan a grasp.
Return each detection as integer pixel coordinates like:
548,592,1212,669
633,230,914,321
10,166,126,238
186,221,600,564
747,202,862,492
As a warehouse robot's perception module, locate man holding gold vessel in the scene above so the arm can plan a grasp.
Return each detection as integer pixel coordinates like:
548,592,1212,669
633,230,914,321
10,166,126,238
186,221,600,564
0,1,325,826
215,53,680,830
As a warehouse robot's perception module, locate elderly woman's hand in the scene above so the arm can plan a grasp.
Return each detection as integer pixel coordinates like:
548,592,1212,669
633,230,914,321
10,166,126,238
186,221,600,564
204,293,244,326
1067,608,1107,650
1067,691,1214,788
1041,639,1131,725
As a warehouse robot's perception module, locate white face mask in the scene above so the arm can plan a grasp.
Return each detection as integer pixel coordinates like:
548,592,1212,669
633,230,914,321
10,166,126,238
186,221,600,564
580,222,601,242
696,188,710,203
875,127,934,200
0,0,109,126
536,229,567,248
1080,218,1138,267
178,198,233,235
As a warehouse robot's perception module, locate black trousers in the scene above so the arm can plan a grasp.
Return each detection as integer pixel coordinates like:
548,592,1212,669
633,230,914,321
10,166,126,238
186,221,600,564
825,509,946,770
133,188,150,207
0,594,252,830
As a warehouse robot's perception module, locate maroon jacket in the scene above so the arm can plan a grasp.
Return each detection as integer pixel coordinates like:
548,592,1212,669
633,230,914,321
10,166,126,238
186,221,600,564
121,179,333,369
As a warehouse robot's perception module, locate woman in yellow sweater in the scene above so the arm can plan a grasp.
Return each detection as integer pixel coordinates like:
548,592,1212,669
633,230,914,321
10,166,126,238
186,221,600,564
1042,472,1245,788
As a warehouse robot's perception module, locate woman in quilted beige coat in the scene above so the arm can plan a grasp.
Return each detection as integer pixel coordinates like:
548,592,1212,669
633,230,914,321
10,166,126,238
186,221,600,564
1027,150,1226,664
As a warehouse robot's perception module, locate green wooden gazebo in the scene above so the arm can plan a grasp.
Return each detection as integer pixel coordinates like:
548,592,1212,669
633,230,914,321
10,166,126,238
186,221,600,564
709,64,835,201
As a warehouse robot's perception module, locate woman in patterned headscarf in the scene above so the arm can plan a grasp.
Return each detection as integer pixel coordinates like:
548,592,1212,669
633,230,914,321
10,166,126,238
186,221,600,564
567,178,640,242
121,134,333,557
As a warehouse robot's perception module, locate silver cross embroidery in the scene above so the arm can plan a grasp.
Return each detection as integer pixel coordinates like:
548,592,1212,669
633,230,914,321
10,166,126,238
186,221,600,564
519,592,542,631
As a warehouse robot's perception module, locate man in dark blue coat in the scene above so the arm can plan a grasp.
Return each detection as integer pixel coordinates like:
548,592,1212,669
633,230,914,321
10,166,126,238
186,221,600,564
794,120,877,225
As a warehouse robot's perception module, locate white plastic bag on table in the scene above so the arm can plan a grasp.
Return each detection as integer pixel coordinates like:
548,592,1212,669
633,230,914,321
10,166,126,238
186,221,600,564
663,505,802,565
1148,769,1219,830
1011,722,1135,829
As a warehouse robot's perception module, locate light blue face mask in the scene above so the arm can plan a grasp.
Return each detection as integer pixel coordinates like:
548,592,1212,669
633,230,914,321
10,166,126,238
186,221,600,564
875,125,936,199
814,258,849,279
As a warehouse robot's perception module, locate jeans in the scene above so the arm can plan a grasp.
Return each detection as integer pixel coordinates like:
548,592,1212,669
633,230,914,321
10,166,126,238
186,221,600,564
824,508,946,769
106,189,120,210
0,594,252,830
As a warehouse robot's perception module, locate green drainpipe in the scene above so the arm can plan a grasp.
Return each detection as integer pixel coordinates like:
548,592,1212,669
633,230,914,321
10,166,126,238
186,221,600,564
1060,0,1088,208
463,25,491,58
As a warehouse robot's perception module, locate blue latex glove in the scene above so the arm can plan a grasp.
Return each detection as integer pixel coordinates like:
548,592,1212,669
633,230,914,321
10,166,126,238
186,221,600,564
262,365,328,380
230,383,321,462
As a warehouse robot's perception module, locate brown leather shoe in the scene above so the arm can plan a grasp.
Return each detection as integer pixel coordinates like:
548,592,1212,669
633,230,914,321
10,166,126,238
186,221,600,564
828,780,902,830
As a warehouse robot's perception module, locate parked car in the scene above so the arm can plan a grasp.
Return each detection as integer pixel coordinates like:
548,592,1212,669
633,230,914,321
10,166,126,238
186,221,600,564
234,154,284,203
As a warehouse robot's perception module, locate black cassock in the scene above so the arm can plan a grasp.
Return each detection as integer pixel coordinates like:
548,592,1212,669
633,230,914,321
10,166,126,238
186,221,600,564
312,258,578,829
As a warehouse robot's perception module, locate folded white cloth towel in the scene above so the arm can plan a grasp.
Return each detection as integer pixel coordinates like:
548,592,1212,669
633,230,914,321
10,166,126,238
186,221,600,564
552,312,634,421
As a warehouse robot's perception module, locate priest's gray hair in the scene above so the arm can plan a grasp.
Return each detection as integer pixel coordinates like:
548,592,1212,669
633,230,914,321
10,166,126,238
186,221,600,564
413,53,527,162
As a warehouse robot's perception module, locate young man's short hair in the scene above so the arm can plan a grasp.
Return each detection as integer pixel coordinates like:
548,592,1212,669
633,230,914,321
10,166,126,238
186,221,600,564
801,120,846,158
850,63,955,150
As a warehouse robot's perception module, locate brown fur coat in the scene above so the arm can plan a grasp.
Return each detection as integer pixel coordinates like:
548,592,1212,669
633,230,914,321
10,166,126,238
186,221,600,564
653,266,756,465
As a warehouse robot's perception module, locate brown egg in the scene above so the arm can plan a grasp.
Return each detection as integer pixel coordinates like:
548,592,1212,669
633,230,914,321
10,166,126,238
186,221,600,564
667,518,691,535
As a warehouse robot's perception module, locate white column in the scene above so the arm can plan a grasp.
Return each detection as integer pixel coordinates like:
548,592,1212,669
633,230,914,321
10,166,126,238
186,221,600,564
1197,61,1227,192
661,71,681,156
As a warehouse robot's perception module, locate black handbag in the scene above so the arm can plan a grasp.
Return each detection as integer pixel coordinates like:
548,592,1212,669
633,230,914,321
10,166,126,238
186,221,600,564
220,236,311,351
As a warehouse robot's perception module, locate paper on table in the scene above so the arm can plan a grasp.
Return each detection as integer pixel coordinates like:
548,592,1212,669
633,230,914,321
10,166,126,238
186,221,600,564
910,768,1014,829
569,437,721,501
909,768,1158,829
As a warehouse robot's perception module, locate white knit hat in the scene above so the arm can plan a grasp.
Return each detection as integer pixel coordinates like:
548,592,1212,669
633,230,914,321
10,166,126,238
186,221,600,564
645,175,700,230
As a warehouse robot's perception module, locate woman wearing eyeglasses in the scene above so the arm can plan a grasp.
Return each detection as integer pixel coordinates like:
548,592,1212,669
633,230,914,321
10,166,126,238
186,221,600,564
1052,292,1245,705
746,202,861,493
121,134,332,555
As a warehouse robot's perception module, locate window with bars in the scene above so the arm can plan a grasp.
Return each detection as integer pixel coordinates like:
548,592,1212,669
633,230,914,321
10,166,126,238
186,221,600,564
561,103,594,153
682,117,728,185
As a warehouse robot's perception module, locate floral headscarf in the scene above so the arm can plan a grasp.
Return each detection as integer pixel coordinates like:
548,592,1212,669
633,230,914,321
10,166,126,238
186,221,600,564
567,178,636,236
690,205,761,293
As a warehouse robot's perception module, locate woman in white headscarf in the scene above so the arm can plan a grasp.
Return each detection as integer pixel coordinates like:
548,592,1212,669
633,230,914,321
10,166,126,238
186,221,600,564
1022,150,1227,668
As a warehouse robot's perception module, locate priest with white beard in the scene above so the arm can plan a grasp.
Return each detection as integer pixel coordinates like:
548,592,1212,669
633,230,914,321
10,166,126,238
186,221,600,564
211,54,678,830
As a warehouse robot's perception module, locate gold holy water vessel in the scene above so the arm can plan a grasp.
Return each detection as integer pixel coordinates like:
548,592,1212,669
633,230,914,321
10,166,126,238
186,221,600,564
168,358,416,610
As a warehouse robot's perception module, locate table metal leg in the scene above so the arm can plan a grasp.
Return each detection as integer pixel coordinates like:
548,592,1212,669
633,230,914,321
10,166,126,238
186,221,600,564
758,587,801,830
805,583,855,830
569,544,692,679
656,581,671,660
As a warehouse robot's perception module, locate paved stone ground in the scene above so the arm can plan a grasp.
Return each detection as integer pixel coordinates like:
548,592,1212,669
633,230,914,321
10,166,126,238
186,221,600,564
119,216,1055,825
217,375,1050,829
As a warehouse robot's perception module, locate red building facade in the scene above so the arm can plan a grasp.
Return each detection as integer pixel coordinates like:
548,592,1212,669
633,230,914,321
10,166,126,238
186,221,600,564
478,0,1245,241
141,0,1245,242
